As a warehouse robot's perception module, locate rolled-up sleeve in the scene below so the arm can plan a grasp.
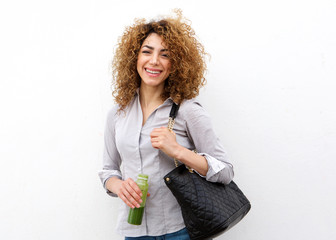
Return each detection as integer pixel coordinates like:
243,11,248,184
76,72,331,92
181,100,234,184
98,107,122,197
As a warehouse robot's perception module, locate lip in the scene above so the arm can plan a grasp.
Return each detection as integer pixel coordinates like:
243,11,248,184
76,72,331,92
145,68,162,72
145,68,163,77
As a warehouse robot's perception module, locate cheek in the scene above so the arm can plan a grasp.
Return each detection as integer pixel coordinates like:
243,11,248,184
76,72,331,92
137,55,147,69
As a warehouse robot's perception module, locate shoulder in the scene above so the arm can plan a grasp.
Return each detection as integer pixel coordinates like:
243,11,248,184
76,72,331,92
106,95,136,123
105,105,121,130
107,105,119,120
179,98,202,111
178,98,210,120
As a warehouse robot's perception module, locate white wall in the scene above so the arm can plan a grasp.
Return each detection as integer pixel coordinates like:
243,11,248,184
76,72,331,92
1,0,335,239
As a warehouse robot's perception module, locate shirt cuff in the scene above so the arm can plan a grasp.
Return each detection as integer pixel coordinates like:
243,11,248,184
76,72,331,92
198,153,233,184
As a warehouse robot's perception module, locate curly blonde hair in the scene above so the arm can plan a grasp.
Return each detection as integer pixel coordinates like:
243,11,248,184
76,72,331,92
111,10,208,111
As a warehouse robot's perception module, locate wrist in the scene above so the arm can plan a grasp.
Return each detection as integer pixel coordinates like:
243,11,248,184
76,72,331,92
106,177,121,194
174,144,186,160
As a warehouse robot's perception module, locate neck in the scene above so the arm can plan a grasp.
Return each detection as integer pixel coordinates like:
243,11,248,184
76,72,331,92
139,84,164,108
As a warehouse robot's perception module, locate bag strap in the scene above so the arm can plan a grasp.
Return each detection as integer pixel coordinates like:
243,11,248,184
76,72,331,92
167,103,180,167
168,103,180,132
167,103,194,172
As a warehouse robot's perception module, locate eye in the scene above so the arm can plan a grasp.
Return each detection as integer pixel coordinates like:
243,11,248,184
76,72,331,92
162,54,169,58
142,50,151,54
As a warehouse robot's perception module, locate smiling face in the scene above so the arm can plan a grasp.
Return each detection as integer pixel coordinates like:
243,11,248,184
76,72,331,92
137,33,171,90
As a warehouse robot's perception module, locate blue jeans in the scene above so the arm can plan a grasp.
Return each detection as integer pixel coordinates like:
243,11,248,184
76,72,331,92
125,228,190,240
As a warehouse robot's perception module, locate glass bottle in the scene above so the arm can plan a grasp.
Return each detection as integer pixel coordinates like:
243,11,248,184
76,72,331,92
127,174,149,225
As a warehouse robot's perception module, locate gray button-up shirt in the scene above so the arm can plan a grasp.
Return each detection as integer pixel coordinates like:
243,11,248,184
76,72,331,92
98,93,234,237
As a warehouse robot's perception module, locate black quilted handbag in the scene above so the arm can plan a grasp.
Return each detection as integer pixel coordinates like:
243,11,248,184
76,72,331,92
164,103,251,240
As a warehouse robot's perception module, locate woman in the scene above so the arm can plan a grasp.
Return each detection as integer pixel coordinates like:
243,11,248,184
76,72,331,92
99,10,234,240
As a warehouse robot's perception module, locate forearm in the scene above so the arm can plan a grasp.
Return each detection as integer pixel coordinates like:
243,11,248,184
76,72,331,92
175,145,208,176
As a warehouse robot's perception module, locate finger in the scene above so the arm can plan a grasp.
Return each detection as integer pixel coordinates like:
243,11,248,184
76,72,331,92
122,179,142,205
121,186,141,208
159,127,173,135
151,143,159,149
117,183,137,208
150,127,166,135
118,193,136,208
125,178,142,196
161,127,172,133
125,179,143,200
150,134,159,140
151,139,162,148
150,135,161,142
150,130,161,138
150,133,165,141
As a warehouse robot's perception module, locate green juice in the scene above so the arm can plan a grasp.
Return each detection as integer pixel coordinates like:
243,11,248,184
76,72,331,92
127,207,145,225
127,174,149,225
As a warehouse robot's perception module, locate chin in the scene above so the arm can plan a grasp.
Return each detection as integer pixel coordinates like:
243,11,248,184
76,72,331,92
141,79,165,88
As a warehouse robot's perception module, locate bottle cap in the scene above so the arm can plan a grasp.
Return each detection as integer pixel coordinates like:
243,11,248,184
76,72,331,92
137,174,148,181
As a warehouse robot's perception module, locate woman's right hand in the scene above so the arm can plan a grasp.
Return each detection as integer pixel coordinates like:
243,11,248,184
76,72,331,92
106,177,145,208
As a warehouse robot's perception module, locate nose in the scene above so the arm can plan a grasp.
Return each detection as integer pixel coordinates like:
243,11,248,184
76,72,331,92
150,54,158,65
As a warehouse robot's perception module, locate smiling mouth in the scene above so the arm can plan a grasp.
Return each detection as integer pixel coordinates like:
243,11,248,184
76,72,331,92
145,68,162,74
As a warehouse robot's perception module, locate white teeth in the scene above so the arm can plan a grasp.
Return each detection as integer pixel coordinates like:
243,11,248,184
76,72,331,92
146,69,161,74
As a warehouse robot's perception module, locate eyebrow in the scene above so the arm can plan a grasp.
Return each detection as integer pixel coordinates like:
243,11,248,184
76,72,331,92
142,45,168,52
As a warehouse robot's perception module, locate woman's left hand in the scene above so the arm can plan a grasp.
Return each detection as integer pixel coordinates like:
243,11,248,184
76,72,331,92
151,126,209,176
150,126,181,158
